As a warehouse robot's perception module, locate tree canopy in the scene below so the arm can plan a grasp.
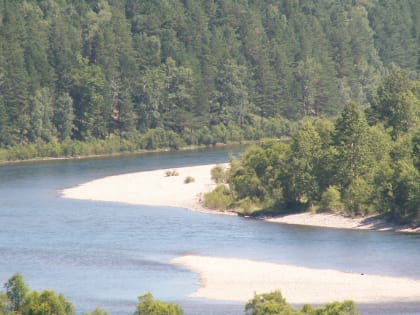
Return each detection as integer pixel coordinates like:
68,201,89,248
2,0,420,160
206,72,420,225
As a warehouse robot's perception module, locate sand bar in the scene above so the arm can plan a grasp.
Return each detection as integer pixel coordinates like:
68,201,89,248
62,163,418,232
62,164,420,303
61,164,229,213
266,213,420,233
171,255,420,304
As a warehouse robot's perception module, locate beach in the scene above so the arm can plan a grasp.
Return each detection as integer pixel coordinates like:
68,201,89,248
61,163,419,233
171,255,420,304
62,164,229,214
61,163,420,304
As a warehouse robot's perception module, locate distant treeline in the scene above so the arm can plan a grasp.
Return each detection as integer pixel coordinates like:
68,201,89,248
0,273,359,315
205,72,420,226
1,0,420,160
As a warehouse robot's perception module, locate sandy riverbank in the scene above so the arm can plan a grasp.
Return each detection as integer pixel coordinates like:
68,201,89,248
62,164,420,304
265,213,420,233
61,164,230,213
171,255,420,304
61,163,419,233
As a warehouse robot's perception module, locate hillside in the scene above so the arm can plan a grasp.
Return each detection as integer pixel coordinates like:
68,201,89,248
1,0,420,155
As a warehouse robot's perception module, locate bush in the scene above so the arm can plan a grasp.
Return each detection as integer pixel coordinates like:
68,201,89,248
211,164,227,183
184,176,195,184
165,170,179,177
319,186,344,213
134,293,183,315
203,185,233,210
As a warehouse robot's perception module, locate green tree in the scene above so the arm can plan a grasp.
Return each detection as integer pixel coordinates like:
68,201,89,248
284,120,322,206
22,290,74,315
85,306,109,315
301,300,359,315
133,293,183,315
4,273,28,313
368,71,420,139
390,159,420,224
29,88,56,142
0,293,10,315
54,93,75,141
333,102,373,188
245,291,298,315
319,186,344,213
71,56,108,140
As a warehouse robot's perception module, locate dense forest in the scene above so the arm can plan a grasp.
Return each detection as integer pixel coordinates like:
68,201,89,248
0,274,359,315
1,0,420,160
205,71,420,225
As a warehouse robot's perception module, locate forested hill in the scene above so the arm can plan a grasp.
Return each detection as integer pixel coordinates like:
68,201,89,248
1,0,420,153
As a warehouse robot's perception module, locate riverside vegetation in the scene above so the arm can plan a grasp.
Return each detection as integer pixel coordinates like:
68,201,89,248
1,1,420,162
204,72,420,226
0,274,359,315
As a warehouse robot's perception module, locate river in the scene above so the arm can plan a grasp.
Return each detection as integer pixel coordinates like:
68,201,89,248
0,148,419,315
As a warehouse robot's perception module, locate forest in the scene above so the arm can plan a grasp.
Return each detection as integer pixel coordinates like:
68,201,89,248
0,273,359,315
205,70,420,225
1,0,420,160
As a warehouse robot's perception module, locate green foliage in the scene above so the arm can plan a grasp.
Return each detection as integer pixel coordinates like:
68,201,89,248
2,0,420,161
229,140,288,212
4,273,28,313
367,71,420,139
334,102,373,189
319,186,344,213
184,176,195,184
218,78,419,224
245,291,359,315
245,291,298,315
203,185,233,210
133,293,183,315
1,275,364,315
211,164,228,184
284,120,323,206
22,290,74,315
85,307,109,315
0,293,9,315
301,300,359,315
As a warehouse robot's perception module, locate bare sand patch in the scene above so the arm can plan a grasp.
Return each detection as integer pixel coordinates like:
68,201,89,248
61,163,418,232
61,164,229,213
266,212,420,233
171,255,420,304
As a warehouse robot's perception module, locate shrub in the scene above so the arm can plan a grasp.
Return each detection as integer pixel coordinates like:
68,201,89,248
165,170,179,177
319,186,344,213
211,164,227,183
184,176,195,184
203,185,233,210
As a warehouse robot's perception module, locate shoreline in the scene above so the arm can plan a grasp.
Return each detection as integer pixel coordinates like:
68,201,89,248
171,255,420,304
62,163,231,214
61,163,419,234
61,163,420,304
0,141,253,166
264,212,420,234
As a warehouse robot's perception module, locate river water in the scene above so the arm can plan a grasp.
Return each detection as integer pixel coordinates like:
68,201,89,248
0,148,419,315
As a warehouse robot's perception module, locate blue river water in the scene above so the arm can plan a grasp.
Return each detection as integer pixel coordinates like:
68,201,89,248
0,147,419,315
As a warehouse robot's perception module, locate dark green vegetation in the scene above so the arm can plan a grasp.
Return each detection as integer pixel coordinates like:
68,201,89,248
205,72,420,226
2,0,420,161
0,274,357,315
245,291,359,315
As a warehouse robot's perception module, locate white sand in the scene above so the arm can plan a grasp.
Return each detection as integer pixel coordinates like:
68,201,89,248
61,164,229,213
61,163,419,232
171,255,420,304
266,213,420,233
62,164,420,304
